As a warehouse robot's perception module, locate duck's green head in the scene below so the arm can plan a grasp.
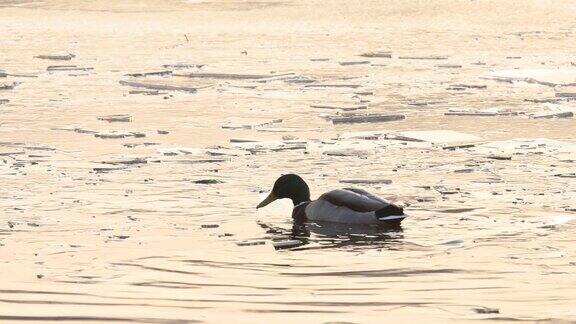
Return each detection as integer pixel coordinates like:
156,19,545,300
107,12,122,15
257,174,311,208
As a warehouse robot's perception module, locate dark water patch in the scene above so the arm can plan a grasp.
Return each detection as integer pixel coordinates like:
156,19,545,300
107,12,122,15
259,220,406,251
289,238,406,252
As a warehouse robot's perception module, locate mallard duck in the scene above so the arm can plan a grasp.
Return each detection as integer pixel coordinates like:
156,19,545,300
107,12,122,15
257,174,407,225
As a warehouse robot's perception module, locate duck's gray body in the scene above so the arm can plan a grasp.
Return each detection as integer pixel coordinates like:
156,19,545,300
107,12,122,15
300,188,407,225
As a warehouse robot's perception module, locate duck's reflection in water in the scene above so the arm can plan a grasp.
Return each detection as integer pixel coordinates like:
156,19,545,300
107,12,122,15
258,220,404,251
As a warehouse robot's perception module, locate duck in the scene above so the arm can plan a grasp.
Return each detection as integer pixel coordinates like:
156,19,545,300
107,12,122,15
256,174,407,225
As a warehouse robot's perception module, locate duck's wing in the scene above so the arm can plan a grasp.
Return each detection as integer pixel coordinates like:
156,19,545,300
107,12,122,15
341,187,391,205
318,188,391,213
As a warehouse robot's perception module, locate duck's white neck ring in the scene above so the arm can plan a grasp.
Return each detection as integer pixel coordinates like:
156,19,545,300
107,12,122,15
294,201,310,209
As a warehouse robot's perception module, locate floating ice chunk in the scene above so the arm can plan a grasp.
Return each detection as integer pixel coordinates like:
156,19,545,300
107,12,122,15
330,113,405,124
275,75,316,84
531,111,573,119
305,83,361,89
162,63,205,70
206,147,249,156
406,100,442,106
433,182,461,195
123,142,159,148
472,138,575,156
92,165,130,173
174,72,293,80
339,61,370,66
485,69,576,86
539,215,576,228
229,138,260,143
256,127,302,133
555,85,576,97
445,107,519,116
486,153,512,160
170,158,227,165
129,90,161,95
543,103,576,111
554,173,576,178
436,64,462,68
552,143,576,161
439,239,464,246
451,84,487,89
94,131,145,139
0,82,18,90
100,157,147,165
125,70,172,78
273,240,303,250
221,117,282,130
0,147,24,156
97,114,132,122
308,140,379,157
35,53,75,61
386,130,483,148
119,80,196,93
311,104,367,111
530,103,574,119
194,179,224,184
338,131,384,140
359,51,392,58
47,65,93,72
231,140,306,153
236,241,266,247
398,55,448,60
323,149,369,157
340,178,392,185
51,127,93,134
472,307,499,314
157,147,203,156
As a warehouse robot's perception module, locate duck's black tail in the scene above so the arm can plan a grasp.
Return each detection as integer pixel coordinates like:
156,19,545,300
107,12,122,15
375,204,406,224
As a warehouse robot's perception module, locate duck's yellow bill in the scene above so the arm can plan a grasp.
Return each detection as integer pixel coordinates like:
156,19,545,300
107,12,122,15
257,192,277,209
